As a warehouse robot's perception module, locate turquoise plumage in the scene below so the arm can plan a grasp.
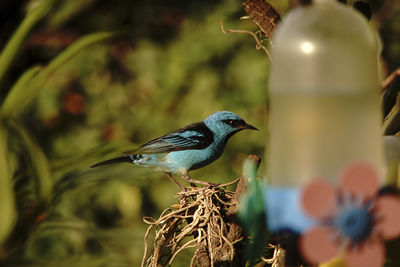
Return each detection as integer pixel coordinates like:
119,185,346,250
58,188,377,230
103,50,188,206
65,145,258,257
91,111,258,189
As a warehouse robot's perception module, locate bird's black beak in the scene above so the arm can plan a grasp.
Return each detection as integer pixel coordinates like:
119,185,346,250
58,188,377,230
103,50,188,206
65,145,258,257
239,122,258,131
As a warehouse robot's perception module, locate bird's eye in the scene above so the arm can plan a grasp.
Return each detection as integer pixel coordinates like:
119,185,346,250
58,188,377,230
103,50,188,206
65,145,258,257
222,119,239,127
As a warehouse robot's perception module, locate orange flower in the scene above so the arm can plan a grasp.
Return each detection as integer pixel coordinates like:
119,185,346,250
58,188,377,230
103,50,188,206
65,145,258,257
299,162,400,267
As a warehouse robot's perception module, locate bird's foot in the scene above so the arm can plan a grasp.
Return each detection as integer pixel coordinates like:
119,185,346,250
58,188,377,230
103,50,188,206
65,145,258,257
181,173,217,188
165,172,188,191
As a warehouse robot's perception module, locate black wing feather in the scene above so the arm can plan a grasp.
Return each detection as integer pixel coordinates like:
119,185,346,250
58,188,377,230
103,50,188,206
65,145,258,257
136,121,214,154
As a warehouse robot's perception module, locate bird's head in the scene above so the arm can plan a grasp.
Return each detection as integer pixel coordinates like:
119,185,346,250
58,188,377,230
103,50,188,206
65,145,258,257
203,111,258,139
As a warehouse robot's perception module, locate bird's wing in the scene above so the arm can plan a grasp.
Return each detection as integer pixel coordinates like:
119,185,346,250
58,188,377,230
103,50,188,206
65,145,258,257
133,122,214,154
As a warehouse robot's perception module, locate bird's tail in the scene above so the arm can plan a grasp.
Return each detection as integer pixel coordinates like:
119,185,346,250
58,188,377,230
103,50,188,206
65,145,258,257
90,155,133,168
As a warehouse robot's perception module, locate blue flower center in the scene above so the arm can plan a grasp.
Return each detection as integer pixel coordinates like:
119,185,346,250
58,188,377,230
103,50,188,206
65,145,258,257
334,203,374,244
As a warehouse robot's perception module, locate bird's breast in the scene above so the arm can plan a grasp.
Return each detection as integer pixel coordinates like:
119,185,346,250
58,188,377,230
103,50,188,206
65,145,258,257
163,140,226,172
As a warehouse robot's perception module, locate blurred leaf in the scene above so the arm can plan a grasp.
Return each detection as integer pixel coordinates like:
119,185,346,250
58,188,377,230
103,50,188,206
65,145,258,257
47,0,97,28
383,93,400,135
51,140,135,173
238,156,267,265
2,31,119,118
0,123,16,246
0,0,57,89
0,66,42,118
11,121,53,203
383,136,400,186
382,73,400,118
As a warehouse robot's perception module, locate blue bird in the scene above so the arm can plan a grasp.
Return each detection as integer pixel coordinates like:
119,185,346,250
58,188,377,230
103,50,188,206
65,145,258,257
91,111,258,190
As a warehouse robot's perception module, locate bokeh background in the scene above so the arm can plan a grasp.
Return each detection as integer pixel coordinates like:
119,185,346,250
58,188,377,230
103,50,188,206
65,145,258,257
0,0,399,266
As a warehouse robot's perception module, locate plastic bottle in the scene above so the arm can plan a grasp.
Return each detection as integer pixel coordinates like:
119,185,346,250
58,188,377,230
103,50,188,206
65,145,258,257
268,0,382,187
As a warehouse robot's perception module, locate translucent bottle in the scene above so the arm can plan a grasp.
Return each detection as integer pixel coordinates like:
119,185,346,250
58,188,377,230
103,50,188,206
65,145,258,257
267,0,383,187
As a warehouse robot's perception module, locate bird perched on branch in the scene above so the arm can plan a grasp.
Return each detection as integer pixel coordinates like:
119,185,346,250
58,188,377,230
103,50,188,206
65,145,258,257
91,111,258,190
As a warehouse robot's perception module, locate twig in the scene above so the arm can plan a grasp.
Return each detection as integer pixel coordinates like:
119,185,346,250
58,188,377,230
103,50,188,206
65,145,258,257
381,67,400,93
219,20,272,61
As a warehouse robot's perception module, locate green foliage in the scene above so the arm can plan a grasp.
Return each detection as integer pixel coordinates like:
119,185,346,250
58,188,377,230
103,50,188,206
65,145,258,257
0,0,57,87
0,124,15,246
0,0,121,264
11,121,52,203
0,0,397,266
0,0,269,265
1,31,118,118
238,157,268,266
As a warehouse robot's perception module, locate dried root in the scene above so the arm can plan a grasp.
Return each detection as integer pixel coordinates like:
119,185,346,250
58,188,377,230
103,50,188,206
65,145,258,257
141,178,245,267
261,244,286,267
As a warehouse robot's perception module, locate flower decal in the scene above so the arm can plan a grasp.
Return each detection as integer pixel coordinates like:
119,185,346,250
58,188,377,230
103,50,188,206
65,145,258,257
299,162,400,267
